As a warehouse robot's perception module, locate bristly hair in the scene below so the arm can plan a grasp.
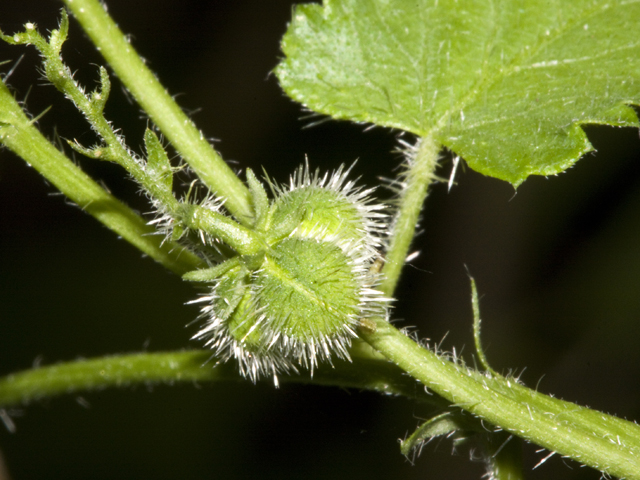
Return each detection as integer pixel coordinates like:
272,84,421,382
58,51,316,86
188,162,392,385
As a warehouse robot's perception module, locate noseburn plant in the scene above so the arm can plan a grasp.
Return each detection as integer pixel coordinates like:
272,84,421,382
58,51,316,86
1,0,640,479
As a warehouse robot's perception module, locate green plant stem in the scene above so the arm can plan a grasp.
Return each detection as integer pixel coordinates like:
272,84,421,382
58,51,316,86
0,78,201,275
4,14,183,215
0,351,447,409
178,204,267,255
381,135,440,296
370,132,640,476
482,370,640,451
3,322,639,478
359,317,640,479
62,0,253,224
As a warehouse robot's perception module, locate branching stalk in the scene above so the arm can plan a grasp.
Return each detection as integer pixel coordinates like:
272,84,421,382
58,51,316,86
0,77,201,275
359,317,640,479
362,132,640,477
61,0,254,223
2,14,182,214
2,16,259,260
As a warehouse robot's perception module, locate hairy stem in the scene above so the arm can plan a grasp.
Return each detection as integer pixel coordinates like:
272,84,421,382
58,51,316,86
369,131,640,477
0,350,446,409
381,135,440,296
360,317,640,479
2,14,182,215
0,78,201,275
62,0,254,223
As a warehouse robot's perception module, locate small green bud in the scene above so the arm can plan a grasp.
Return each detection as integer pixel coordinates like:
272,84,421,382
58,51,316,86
144,129,173,196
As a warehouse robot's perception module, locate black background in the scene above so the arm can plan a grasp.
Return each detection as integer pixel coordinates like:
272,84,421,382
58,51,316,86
1,1,640,479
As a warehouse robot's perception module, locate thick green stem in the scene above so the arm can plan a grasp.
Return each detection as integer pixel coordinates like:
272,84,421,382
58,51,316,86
381,135,440,296
0,78,201,275
0,350,446,409
360,317,640,479
62,0,254,223
369,131,640,477
179,204,266,255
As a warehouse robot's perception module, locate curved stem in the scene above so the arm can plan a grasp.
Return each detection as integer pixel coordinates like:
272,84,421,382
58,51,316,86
62,0,254,224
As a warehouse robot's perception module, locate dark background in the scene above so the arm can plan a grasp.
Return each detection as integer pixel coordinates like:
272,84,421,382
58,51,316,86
1,1,640,478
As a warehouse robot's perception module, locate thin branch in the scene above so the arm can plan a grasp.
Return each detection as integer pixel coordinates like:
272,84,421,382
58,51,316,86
0,78,201,275
62,0,254,224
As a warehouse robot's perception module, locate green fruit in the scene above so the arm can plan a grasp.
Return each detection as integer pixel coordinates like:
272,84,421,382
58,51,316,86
185,164,388,384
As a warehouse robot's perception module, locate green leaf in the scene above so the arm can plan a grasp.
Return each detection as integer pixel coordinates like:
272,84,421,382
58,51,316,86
144,129,174,196
246,168,269,230
276,0,640,186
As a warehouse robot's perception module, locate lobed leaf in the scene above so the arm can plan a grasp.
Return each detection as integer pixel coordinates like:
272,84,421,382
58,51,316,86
276,0,640,186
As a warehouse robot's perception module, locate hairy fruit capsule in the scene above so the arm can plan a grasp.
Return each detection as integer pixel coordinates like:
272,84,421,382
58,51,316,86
185,164,389,385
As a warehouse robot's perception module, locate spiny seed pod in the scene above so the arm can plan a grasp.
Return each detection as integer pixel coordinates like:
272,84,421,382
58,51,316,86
183,164,389,385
